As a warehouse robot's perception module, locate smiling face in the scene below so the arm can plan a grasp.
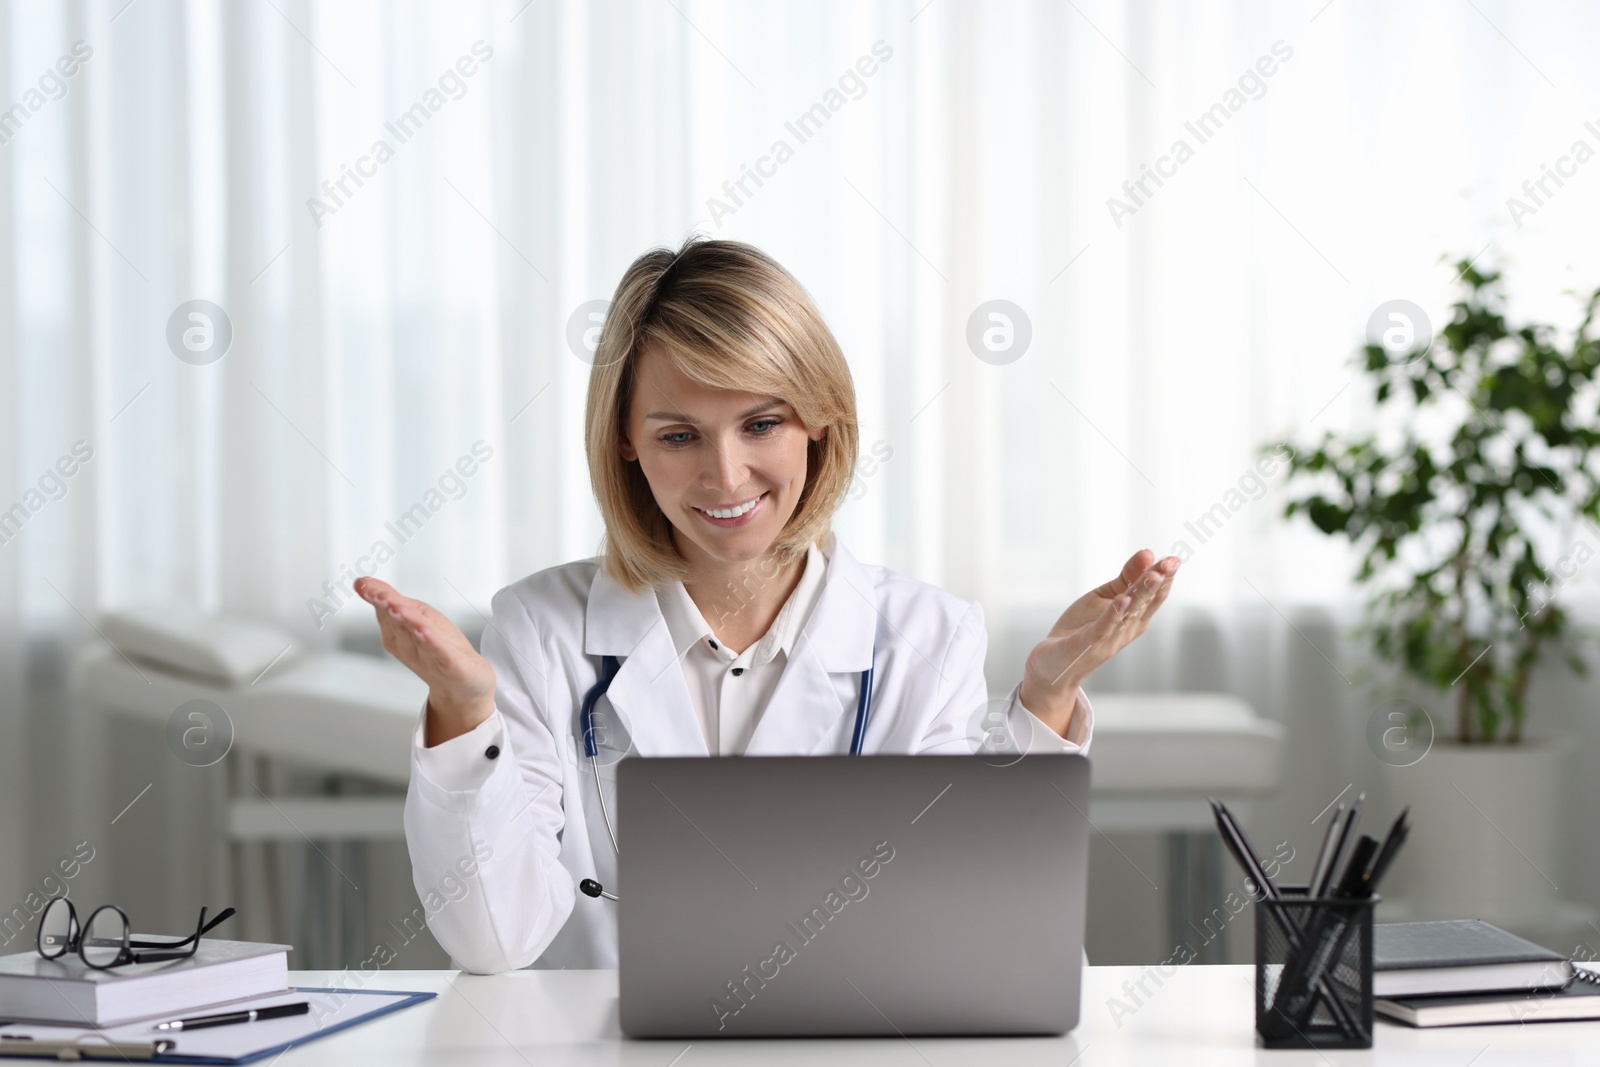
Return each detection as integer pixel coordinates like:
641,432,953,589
618,343,824,572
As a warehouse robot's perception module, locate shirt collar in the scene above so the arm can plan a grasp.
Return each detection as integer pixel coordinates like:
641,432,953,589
656,541,829,667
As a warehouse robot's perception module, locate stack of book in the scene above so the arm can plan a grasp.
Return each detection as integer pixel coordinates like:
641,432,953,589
1374,919,1600,1027
0,937,291,1028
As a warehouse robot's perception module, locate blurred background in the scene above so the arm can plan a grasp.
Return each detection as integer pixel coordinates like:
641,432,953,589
4,0,1600,971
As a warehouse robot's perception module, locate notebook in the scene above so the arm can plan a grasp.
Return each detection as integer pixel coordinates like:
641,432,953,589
0,986,434,1063
1377,964,1600,1027
0,940,290,1027
1373,920,1573,997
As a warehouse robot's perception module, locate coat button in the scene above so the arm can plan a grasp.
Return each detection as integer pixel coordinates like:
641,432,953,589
709,639,718,650
485,745,500,760
731,667,744,676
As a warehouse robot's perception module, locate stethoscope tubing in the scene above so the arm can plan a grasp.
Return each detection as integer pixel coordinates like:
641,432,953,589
581,654,624,855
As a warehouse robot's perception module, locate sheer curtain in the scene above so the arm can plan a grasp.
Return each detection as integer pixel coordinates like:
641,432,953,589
5,0,1600,964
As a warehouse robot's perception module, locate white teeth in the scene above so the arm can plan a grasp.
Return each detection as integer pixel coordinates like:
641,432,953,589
699,495,761,519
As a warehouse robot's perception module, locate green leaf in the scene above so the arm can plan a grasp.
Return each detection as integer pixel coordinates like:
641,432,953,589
1307,499,1352,536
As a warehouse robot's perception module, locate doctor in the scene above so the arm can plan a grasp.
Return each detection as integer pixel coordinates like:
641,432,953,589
357,236,1179,974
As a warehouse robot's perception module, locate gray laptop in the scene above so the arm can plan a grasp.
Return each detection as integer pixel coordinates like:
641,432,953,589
616,754,1091,1038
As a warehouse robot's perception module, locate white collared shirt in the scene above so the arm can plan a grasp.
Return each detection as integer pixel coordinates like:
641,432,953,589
655,542,830,755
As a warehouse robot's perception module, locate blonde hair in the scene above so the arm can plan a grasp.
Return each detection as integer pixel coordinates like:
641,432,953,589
585,235,859,593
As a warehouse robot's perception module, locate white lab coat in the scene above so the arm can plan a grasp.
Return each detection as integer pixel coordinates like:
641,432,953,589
402,531,1094,974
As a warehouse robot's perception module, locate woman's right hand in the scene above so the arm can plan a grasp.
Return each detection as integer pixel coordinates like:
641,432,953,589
355,577,497,747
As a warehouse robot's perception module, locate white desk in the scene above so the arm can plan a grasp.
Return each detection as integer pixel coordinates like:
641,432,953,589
276,966,1600,1064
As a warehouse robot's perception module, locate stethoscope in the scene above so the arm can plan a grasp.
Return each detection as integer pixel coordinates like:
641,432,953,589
576,648,876,904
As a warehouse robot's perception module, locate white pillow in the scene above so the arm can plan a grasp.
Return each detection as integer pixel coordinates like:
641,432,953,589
99,605,300,684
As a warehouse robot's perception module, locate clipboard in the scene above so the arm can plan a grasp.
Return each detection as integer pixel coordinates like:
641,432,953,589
0,986,435,1064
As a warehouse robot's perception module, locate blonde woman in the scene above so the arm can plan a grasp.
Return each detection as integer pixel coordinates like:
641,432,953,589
357,236,1179,973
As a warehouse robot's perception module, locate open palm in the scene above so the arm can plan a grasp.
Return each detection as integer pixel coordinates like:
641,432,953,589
354,576,496,743
1019,549,1180,729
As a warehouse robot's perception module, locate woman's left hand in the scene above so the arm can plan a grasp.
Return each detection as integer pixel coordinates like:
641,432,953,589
1019,549,1181,737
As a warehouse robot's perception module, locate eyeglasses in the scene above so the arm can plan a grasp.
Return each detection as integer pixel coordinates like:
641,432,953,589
36,897,236,970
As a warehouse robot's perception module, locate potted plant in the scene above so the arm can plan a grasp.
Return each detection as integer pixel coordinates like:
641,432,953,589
1263,254,1600,929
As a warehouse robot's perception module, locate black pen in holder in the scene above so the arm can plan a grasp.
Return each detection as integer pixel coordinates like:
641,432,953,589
1254,885,1376,1049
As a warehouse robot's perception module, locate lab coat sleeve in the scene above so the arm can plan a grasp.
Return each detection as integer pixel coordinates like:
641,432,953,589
1015,683,1094,754
410,709,504,791
915,601,1094,755
403,596,575,974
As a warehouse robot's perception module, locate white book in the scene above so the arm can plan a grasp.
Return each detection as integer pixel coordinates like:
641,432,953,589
1377,965,1600,1027
0,938,290,1027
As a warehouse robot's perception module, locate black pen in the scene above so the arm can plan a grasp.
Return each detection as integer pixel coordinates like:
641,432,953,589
1211,805,1269,899
1316,791,1364,897
151,1002,309,1032
1363,807,1410,894
1334,836,1380,898
1307,803,1344,896
1209,799,1279,900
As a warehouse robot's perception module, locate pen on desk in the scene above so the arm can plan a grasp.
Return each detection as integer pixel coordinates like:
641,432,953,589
151,1001,309,1032
1,1034,175,1059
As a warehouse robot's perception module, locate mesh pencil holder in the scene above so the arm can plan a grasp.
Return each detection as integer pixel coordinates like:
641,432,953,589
1254,885,1376,1049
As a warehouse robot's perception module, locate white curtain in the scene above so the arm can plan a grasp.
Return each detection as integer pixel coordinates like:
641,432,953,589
5,0,1600,965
